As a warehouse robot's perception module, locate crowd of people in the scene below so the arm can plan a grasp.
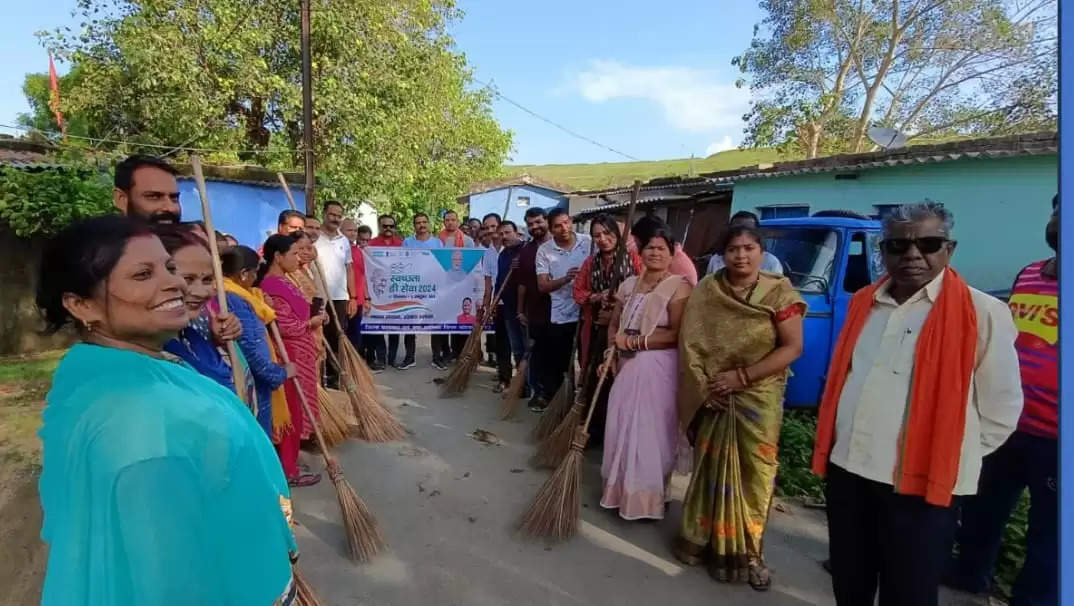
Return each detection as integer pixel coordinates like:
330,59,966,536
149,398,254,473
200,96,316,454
31,151,1058,606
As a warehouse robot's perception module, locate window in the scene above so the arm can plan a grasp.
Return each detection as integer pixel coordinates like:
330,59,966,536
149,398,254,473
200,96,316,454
758,205,810,220
873,204,900,219
516,196,530,207
761,227,838,293
843,232,873,293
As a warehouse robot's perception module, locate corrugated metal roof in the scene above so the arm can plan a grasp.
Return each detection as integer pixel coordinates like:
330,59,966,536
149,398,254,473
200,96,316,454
574,192,723,218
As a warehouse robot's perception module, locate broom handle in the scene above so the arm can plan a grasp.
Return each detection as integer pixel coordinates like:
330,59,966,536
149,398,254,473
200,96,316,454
191,156,248,404
580,348,615,432
269,321,335,468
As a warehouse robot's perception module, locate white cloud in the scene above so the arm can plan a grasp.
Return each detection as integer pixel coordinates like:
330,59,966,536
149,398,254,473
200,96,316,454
705,135,736,156
574,60,749,133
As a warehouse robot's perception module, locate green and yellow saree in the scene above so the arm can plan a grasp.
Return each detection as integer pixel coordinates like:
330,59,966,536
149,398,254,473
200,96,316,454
674,271,805,585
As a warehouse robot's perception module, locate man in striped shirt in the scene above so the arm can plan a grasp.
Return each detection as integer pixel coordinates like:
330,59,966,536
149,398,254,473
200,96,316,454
945,195,1058,605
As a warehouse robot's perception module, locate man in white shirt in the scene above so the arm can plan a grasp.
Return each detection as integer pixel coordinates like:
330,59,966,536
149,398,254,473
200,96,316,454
707,211,783,275
813,202,1021,606
480,213,504,370
533,207,592,412
315,200,358,388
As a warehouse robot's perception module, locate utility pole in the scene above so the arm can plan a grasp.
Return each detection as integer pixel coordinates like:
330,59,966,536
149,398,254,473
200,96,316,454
300,0,315,215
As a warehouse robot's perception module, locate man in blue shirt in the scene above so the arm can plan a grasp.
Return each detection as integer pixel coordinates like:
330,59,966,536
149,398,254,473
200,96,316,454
403,213,450,369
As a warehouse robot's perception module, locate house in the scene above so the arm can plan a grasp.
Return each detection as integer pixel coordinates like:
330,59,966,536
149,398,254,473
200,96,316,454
570,132,1057,294
718,132,1057,293
458,174,569,228
171,164,306,246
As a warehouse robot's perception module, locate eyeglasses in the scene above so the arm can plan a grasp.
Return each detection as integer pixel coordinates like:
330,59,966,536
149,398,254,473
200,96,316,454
380,223,395,229
880,237,949,255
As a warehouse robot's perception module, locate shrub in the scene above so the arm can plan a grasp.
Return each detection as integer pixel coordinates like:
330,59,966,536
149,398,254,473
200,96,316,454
0,165,114,237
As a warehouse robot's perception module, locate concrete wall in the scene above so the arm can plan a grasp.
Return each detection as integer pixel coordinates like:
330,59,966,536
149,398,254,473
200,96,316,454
177,179,307,248
730,155,1057,293
466,185,566,228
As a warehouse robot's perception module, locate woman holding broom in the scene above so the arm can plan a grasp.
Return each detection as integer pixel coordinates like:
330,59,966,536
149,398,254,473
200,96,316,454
674,224,805,591
599,225,691,521
259,234,328,488
36,216,300,604
572,214,641,447
221,245,295,439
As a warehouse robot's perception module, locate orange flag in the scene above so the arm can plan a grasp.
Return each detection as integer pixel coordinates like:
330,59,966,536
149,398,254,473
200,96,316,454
48,52,66,138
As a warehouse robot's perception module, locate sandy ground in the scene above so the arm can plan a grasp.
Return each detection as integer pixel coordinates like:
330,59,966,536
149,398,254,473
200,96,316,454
290,346,990,606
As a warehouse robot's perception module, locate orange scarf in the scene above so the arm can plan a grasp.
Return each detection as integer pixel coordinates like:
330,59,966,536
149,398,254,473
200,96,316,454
439,229,465,247
811,269,978,506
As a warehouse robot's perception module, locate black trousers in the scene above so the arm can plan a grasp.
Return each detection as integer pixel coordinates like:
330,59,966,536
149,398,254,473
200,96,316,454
323,300,349,387
431,334,451,364
948,431,1057,605
494,309,513,384
532,322,576,399
826,463,959,606
369,334,415,365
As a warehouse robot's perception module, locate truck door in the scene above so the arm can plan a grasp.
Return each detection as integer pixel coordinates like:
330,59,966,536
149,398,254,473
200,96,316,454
762,227,839,408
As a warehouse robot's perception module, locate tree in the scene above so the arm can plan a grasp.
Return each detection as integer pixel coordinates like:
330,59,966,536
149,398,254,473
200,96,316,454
735,0,1057,158
36,0,512,221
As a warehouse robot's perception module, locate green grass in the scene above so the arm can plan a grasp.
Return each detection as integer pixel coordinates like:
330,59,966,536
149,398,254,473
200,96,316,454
0,351,62,469
508,147,794,191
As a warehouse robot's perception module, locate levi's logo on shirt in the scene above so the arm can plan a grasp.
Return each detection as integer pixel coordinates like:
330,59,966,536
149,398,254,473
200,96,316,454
1008,293,1058,345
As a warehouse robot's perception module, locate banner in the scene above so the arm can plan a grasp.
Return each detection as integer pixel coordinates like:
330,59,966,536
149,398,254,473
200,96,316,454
360,246,491,334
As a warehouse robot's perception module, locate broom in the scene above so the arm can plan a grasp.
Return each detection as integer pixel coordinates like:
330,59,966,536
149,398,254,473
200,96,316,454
533,385,587,469
500,334,532,420
317,384,351,448
276,174,403,441
321,336,405,442
292,565,323,606
269,322,387,561
532,338,579,441
190,156,248,406
440,268,515,397
519,348,615,541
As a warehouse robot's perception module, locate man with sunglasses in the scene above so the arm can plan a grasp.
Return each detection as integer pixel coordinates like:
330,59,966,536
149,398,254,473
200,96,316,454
365,214,409,369
813,201,1022,606
944,195,1058,606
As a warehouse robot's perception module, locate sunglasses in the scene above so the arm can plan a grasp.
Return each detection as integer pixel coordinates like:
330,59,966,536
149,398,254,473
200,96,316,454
880,237,950,255
380,223,395,229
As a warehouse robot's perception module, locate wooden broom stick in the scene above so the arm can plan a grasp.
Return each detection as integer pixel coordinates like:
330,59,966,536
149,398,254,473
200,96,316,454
190,156,248,404
439,267,515,398
269,322,386,561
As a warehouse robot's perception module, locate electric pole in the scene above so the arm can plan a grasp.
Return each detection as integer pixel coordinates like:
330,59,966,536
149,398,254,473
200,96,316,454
300,0,315,215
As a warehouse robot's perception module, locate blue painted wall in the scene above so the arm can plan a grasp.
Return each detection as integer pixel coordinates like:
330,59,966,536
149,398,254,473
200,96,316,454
177,178,307,248
466,184,566,227
731,155,1057,293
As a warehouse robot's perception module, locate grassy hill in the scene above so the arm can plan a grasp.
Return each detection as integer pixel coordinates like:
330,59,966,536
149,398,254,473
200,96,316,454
507,147,795,192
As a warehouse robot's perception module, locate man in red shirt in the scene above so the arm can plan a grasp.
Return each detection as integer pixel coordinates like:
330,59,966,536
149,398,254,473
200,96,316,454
365,214,411,368
944,195,1058,604
343,220,378,371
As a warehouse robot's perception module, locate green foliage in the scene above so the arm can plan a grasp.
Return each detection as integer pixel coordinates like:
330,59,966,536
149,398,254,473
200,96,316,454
36,0,512,220
736,0,1057,157
0,166,114,237
992,490,1029,600
776,409,825,500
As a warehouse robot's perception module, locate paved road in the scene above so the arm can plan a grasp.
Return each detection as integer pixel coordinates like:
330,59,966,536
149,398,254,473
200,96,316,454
292,345,990,606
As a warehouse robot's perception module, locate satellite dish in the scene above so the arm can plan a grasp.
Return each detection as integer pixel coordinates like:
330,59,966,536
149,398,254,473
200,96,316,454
867,126,907,150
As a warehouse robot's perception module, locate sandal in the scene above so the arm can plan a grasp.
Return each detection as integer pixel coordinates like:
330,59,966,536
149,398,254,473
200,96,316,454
288,472,322,488
748,560,772,592
493,382,506,394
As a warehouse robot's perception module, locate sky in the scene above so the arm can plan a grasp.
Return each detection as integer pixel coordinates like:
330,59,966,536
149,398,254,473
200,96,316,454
0,0,766,166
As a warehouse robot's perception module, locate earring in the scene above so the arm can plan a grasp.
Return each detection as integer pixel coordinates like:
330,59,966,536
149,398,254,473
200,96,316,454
83,320,95,333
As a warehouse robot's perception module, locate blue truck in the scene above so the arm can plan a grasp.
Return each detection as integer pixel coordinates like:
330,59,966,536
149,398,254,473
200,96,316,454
759,215,885,408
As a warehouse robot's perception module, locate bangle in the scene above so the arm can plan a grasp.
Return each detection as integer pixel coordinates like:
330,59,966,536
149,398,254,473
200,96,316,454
737,367,751,387
644,335,649,351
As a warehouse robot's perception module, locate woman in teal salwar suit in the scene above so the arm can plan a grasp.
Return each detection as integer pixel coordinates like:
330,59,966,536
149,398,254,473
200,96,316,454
35,216,299,605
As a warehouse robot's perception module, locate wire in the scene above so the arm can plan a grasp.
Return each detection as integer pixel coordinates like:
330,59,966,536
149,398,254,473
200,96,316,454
472,78,641,162
0,123,300,156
